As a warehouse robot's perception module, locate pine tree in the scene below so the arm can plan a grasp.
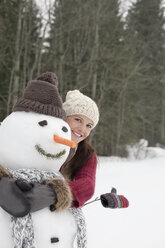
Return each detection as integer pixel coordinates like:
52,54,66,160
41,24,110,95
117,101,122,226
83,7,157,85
0,0,20,119
0,0,42,120
91,0,127,155
45,0,126,155
125,0,165,146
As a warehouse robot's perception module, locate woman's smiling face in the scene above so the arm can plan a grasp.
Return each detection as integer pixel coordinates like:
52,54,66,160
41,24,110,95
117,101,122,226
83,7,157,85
66,114,94,144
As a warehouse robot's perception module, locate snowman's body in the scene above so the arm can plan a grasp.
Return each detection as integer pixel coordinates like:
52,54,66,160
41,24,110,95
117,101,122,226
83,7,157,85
0,207,77,248
0,111,77,248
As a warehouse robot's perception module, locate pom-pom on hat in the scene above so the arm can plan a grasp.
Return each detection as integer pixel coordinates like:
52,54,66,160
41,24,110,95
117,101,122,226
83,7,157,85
13,72,66,120
63,90,99,128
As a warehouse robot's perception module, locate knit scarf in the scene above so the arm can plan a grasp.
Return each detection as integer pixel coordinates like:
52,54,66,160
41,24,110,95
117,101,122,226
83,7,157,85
7,168,87,248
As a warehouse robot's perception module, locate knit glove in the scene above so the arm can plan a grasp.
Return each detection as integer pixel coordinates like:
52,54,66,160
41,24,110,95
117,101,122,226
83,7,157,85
16,179,57,213
100,188,129,208
0,177,31,217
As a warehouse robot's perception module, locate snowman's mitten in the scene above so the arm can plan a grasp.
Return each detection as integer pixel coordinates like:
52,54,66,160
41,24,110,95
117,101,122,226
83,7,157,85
21,182,58,213
45,178,73,211
0,177,31,217
100,188,129,208
16,179,33,192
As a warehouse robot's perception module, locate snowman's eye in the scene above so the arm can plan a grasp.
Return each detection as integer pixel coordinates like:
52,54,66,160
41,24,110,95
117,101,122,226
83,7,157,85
51,237,59,243
38,120,48,127
62,126,68,132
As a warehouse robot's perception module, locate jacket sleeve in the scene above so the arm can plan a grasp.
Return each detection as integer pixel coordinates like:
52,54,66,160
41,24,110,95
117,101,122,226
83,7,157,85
68,153,97,208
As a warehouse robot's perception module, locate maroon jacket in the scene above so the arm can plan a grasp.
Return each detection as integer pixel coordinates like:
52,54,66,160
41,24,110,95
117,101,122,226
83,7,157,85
68,153,97,208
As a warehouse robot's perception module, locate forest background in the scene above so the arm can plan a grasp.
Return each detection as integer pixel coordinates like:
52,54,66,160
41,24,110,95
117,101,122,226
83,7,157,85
1,0,165,156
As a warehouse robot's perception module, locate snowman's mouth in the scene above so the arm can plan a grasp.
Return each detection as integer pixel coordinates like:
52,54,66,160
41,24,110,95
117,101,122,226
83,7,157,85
35,144,66,159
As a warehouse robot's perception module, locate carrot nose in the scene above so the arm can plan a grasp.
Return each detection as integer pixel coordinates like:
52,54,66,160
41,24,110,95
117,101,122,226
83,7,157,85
53,135,76,148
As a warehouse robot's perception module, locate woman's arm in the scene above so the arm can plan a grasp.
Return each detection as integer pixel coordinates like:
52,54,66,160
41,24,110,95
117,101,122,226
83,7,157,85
68,153,97,208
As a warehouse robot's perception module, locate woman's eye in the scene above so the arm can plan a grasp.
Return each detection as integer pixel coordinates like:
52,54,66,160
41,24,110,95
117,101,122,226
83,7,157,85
38,120,48,127
87,124,92,129
75,118,81,122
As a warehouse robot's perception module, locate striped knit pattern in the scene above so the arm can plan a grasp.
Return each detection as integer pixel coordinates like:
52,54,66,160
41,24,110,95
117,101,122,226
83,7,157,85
100,191,129,209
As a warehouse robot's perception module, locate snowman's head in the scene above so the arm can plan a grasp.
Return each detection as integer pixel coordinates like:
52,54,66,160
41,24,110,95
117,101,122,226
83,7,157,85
0,72,76,172
0,111,73,172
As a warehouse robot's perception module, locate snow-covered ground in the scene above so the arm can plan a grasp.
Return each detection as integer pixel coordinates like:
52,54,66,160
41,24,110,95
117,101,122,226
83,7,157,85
83,154,165,248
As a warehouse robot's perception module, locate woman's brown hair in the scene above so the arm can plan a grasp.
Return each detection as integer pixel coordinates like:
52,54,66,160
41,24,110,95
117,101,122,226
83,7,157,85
62,139,96,180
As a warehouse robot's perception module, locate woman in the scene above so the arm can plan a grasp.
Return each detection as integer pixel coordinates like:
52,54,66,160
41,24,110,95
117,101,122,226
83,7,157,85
61,89,99,208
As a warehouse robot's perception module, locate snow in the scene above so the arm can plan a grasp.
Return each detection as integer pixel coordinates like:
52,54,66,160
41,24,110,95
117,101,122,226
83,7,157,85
0,112,71,171
83,153,165,248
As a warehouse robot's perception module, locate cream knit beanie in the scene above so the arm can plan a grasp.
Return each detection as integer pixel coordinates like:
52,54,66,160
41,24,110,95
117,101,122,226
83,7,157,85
63,90,99,128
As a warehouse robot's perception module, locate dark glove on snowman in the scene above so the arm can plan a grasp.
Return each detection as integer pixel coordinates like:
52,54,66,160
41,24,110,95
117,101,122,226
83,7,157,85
16,179,57,213
0,177,31,217
100,188,129,208
16,177,73,213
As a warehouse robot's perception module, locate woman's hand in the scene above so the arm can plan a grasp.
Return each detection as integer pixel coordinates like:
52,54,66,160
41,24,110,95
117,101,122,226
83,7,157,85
100,188,129,208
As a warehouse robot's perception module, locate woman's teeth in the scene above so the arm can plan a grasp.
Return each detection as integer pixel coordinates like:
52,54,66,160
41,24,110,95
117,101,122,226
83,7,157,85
72,131,82,137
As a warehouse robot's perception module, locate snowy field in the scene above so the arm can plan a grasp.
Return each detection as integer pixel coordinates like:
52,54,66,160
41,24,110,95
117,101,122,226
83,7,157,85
83,153,165,248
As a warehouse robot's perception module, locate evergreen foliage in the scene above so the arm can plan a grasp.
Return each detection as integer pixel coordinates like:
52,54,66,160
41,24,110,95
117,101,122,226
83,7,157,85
125,0,165,146
1,0,165,155
0,0,42,117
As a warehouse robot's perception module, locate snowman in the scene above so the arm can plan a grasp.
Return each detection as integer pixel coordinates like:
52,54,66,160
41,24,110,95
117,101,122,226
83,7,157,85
0,72,86,248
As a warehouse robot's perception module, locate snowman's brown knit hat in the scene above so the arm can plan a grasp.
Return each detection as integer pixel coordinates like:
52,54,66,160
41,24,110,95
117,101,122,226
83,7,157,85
13,72,66,120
